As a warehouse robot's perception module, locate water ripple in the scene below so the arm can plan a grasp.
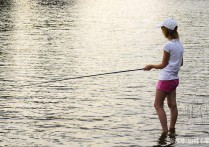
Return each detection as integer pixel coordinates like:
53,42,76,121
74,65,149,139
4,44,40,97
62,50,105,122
0,0,209,146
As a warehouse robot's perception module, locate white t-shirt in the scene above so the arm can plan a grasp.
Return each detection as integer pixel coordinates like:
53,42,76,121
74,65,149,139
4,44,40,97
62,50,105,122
159,39,184,80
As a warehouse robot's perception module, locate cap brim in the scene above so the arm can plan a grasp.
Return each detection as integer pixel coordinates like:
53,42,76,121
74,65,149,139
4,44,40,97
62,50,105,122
156,22,163,28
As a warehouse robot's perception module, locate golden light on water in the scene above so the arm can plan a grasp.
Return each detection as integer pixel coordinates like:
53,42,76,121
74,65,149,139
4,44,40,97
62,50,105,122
0,0,208,146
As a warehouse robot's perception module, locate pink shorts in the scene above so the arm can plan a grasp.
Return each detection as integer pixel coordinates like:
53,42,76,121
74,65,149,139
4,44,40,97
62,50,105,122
156,79,179,93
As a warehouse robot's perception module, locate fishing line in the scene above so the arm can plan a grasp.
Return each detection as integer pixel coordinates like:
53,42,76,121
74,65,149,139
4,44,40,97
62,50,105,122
21,68,144,87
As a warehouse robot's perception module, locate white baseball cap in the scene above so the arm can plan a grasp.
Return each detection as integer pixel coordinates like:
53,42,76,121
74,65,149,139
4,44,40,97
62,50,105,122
156,18,177,30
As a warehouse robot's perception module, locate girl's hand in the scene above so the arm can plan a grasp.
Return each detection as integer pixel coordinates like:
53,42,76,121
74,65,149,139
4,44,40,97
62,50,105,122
144,65,153,71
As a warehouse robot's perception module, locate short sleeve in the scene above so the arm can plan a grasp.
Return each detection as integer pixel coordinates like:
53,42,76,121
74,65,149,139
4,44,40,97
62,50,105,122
163,43,170,53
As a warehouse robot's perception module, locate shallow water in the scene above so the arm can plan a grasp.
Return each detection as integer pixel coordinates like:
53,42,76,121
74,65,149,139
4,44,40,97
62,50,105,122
0,0,209,146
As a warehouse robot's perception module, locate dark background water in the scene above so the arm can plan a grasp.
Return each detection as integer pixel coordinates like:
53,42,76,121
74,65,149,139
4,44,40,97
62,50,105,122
0,0,209,146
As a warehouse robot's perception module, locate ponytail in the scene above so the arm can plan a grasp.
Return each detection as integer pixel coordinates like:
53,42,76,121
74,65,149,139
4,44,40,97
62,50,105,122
162,26,179,40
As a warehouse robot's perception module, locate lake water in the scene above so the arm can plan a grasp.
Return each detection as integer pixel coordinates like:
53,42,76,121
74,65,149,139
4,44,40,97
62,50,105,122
0,0,209,146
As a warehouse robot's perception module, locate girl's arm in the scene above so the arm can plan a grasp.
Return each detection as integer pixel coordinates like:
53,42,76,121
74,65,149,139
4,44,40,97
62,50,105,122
144,51,170,70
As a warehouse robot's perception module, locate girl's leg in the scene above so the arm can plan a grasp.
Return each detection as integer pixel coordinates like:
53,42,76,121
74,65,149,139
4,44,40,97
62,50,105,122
154,89,168,133
167,90,178,129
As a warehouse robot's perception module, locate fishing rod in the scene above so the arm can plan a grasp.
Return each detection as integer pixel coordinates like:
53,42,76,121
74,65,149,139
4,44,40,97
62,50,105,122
22,68,144,87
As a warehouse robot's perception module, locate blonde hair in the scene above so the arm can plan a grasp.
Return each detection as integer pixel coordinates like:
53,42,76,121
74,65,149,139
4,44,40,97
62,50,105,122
161,26,179,40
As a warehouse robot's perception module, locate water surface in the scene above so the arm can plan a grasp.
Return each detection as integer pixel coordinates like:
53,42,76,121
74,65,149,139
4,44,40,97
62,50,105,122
0,0,209,146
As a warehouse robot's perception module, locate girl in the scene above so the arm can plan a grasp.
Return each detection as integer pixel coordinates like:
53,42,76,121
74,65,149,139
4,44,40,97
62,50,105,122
144,18,184,135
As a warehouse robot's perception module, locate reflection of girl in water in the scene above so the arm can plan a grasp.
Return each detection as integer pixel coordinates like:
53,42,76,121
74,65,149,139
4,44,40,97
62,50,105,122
144,18,184,136
0,0,3,5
